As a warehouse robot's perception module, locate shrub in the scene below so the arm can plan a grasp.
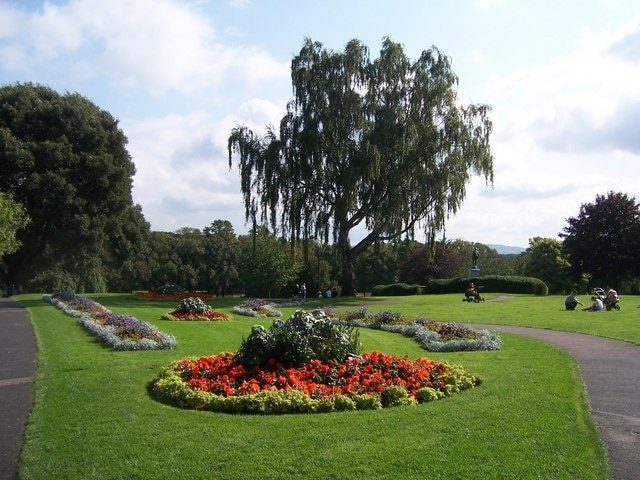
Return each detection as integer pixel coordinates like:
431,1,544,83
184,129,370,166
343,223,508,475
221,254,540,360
381,385,417,407
234,309,362,369
176,297,212,314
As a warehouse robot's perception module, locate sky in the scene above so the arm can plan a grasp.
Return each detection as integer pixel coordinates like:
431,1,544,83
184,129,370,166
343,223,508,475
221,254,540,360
1,0,639,248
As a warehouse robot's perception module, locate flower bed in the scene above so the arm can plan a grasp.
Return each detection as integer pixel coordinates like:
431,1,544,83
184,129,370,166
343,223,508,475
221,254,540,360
161,296,231,322
151,351,478,414
337,307,502,352
43,293,176,350
162,311,230,321
232,298,283,317
151,309,479,414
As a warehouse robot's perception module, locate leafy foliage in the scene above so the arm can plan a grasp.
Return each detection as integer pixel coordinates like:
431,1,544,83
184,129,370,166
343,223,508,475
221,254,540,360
237,227,301,298
0,83,144,292
523,237,572,293
235,309,361,369
0,191,29,256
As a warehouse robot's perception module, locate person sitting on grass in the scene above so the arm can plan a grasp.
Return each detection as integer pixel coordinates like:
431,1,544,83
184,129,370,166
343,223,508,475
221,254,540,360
564,290,584,310
582,296,604,312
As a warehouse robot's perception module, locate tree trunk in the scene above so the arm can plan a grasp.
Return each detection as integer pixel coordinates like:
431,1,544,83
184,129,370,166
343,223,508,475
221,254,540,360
337,232,355,296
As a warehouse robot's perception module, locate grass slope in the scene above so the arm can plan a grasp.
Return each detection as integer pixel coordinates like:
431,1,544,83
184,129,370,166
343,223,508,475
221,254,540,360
15,293,619,480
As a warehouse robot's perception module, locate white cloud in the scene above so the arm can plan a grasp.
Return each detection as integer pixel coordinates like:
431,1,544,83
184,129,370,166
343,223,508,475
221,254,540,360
0,0,288,95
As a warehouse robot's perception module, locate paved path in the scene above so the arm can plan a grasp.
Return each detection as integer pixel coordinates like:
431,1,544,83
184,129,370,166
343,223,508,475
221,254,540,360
1,296,639,479
474,324,640,480
0,297,36,480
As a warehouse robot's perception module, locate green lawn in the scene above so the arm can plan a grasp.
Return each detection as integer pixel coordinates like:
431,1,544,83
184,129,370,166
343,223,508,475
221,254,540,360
16,292,635,479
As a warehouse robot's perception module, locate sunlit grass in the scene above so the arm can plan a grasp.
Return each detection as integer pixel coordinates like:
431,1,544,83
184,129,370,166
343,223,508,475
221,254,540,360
16,292,613,480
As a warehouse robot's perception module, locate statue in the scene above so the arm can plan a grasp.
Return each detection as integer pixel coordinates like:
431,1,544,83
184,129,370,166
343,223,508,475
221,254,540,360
472,247,480,268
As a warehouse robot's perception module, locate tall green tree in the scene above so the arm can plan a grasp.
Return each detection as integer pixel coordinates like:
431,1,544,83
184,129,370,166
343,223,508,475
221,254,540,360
353,242,398,294
523,237,571,294
560,191,640,288
203,220,240,296
228,37,493,295
238,227,301,298
0,83,142,292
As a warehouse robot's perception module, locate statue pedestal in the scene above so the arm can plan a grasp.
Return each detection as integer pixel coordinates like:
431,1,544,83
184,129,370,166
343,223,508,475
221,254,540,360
469,267,480,278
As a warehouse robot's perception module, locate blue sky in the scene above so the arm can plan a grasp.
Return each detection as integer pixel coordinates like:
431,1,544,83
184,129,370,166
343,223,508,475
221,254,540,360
1,0,639,247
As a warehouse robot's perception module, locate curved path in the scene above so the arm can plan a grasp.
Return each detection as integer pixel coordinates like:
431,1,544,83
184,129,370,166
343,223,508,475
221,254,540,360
474,324,640,480
1,296,639,479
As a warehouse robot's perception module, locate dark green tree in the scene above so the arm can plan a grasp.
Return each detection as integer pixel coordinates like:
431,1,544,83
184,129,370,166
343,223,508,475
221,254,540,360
353,242,398,294
202,220,240,295
0,83,142,292
560,192,640,288
228,37,493,295
238,227,301,298
146,232,182,291
523,237,571,294
174,228,205,291
101,204,151,292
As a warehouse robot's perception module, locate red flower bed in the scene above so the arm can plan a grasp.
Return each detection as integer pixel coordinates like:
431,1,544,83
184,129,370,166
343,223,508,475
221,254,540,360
176,351,452,399
165,310,230,321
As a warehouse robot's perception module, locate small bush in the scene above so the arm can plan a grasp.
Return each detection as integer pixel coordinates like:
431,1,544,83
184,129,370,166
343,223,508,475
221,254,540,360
234,309,362,369
176,297,212,314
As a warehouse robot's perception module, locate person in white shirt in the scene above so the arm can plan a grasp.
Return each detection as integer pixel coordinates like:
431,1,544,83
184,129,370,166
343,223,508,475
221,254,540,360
583,296,604,312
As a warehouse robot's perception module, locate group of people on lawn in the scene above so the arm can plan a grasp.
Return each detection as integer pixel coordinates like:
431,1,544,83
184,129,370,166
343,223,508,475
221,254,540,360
565,289,617,311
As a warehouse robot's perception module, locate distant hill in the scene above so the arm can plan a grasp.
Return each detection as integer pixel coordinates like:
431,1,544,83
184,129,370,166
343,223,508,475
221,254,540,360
487,244,526,255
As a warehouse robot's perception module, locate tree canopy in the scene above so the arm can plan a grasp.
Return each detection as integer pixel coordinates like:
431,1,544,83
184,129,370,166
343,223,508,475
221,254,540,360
0,82,143,291
523,237,571,294
228,37,493,294
560,191,640,288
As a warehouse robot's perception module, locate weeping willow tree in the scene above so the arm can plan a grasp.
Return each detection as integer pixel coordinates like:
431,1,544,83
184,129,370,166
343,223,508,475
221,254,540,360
228,37,493,295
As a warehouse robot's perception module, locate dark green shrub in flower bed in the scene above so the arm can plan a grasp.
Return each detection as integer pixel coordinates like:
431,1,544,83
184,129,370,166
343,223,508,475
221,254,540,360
161,297,231,321
235,309,361,369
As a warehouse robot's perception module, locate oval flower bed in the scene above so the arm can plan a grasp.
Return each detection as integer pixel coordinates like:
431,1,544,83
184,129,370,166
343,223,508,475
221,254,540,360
151,310,479,414
232,298,283,317
161,297,230,321
43,293,177,350
151,351,478,414
338,307,502,352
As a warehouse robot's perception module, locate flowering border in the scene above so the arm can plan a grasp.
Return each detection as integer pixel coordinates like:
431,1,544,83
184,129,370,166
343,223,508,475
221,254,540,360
43,293,177,350
151,351,479,414
161,311,231,321
336,308,501,352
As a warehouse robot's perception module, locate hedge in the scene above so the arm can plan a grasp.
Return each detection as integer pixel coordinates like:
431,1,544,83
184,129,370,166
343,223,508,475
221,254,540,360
371,283,423,296
372,276,548,296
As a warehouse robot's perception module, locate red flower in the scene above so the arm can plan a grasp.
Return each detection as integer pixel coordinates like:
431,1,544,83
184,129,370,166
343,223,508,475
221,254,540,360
174,351,463,400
